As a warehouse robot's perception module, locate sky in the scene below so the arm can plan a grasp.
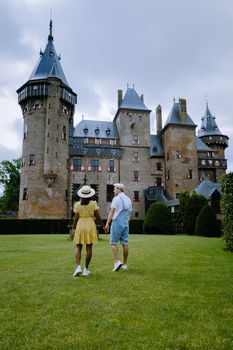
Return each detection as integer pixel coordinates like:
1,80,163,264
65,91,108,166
0,0,233,172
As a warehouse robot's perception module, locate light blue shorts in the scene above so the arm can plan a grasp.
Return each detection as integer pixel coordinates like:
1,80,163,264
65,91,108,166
110,219,129,245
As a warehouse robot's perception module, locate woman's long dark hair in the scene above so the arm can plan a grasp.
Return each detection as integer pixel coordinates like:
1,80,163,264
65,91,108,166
80,197,93,205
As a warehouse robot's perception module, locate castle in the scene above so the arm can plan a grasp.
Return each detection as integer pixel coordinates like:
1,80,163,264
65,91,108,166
17,22,229,219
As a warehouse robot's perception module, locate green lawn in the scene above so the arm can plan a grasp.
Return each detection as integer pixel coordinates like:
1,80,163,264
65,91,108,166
0,234,233,350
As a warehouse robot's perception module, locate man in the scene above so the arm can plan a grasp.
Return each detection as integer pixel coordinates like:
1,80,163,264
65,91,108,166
105,183,132,271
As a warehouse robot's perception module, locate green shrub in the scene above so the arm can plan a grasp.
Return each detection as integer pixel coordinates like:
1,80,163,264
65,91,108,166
220,173,233,251
195,204,220,237
143,202,176,234
179,191,208,235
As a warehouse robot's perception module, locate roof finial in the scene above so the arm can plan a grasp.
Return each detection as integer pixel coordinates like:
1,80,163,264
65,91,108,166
205,94,208,108
48,11,54,42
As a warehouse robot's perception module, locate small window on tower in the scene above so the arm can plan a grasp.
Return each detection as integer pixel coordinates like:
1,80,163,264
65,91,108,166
23,188,28,200
62,126,67,141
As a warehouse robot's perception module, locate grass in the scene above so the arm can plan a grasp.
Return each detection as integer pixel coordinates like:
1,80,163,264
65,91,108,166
0,234,233,350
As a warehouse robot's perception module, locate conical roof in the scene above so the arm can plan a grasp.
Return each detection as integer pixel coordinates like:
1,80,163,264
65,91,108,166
163,101,196,129
198,103,223,137
28,20,69,87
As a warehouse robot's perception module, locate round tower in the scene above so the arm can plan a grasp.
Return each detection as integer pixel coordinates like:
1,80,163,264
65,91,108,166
17,21,77,218
197,103,228,181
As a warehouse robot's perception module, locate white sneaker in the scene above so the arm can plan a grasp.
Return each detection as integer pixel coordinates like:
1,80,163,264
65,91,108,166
82,268,90,277
73,265,82,277
121,264,127,270
112,261,123,272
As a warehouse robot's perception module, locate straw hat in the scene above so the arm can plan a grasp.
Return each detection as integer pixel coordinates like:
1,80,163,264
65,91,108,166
77,185,95,198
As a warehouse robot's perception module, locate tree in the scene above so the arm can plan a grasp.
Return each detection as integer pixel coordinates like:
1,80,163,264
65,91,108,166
179,190,207,235
143,202,176,235
0,158,21,213
220,173,233,251
195,204,220,237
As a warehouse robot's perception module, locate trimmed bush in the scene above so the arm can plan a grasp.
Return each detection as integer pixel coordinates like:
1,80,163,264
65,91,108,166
179,191,208,235
143,202,176,234
220,173,233,251
195,205,220,237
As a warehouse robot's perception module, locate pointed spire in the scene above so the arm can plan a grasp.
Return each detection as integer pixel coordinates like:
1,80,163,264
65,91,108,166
198,102,222,137
48,19,54,42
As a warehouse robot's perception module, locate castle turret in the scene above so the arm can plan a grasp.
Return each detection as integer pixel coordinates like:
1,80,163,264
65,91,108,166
197,102,228,182
17,20,77,218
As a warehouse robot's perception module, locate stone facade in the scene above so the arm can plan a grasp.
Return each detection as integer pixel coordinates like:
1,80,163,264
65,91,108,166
17,23,229,219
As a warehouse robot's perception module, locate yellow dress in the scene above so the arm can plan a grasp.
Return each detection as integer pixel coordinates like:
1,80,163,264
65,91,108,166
73,200,99,244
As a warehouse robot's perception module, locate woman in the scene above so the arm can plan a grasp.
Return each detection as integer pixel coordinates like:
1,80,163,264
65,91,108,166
72,185,105,277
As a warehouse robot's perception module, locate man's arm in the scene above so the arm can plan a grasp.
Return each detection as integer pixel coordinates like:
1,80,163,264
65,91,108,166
105,207,116,230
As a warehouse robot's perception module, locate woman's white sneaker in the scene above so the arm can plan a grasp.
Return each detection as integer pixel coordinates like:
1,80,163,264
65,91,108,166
73,265,82,277
82,268,90,277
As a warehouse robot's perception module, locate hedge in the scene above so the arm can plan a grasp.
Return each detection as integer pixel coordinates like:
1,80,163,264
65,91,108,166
0,219,144,235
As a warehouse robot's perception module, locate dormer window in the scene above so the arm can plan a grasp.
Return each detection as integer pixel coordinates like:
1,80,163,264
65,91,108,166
49,51,54,57
106,128,110,135
95,127,100,135
83,127,88,134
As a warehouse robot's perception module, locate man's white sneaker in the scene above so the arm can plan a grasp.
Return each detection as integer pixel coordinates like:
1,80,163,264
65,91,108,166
73,265,82,277
82,268,90,277
112,261,123,272
121,264,127,270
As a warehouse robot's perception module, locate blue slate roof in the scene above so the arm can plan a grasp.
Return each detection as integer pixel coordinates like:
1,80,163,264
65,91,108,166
196,136,213,151
163,101,196,129
195,179,221,199
28,21,69,87
150,135,164,157
198,104,223,137
119,88,150,111
74,120,119,139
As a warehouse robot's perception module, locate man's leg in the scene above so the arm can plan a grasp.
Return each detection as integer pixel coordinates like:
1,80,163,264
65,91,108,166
122,244,128,264
111,244,118,262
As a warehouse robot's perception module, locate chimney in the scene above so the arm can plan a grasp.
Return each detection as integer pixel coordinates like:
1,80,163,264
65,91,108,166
118,90,123,107
156,105,162,135
179,98,187,122
140,94,144,103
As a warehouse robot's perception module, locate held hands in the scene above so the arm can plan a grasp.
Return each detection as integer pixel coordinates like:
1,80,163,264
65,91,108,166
103,225,109,233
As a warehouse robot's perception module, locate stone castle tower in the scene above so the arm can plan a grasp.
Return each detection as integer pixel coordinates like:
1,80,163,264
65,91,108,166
17,21,77,218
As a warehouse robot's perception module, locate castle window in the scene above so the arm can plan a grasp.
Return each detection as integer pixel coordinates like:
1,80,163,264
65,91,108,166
48,118,50,125
21,158,25,167
107,184,114,202
128,114,132,121
187,169,192,179
29,154,36,166
62,126,67,141
110,139,116,146
155,177,162,186
47,132,49,138
133,171,139,181
201,159,206,165
156,162,162,171
133,135,139,145
133,191,140,202
34,99,41,109
106,128,111,135
133,152,139,162
47,147,49,154
23,188,28,200
208,160,213,166
166,170,170,180
95,138,101,145
207,151,212,157
215,160,220,166
73,159,82,171
176,150,181,159
135,212,139,218
138,115,142,121
95,127,100,135
84,137,88,144
166,153,169,161
91,159,99,172
108,159,115,172
24,125,28,139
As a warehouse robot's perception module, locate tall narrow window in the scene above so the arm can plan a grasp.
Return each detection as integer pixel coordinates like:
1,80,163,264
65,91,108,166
133,152,139,162
156,162,162,171
133,135,139,145
73,159,82,171
133,191,140,202
23,188,28,200
108,159,115,172
133,171,139,181
187,169,192,179
62,126,67,141
29,154,36,165
107,184,114,202
91,159,99,171
24,124,28,139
